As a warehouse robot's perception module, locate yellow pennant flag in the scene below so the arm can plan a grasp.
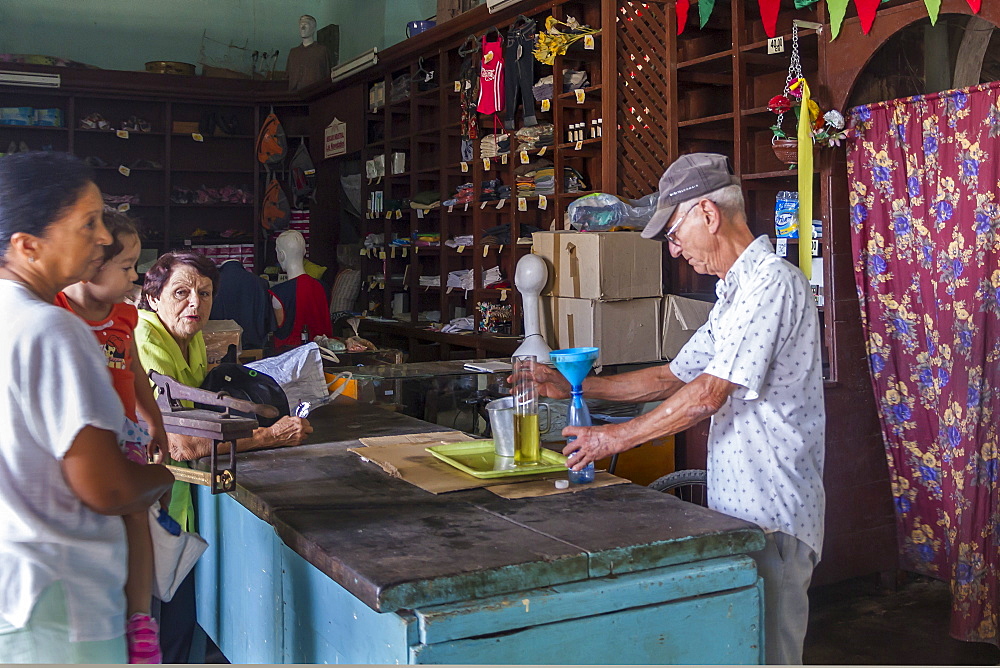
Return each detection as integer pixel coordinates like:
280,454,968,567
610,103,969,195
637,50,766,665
797,78,813,281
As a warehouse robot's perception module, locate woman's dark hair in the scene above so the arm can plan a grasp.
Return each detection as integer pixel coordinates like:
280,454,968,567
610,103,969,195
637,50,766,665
0,152,95,262
100,211,140,263
139,251,220,310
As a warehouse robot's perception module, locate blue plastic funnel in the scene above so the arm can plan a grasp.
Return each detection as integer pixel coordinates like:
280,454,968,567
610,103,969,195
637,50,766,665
550,347,599,388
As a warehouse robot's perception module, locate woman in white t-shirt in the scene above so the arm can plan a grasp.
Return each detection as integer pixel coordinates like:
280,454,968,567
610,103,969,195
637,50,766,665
0,152,174,663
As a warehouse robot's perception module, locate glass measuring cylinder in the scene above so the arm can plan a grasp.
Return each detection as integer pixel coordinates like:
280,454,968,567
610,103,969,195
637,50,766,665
511,355,542,465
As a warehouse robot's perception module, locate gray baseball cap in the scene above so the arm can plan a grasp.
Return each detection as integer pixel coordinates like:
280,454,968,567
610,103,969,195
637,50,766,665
640,153,741,239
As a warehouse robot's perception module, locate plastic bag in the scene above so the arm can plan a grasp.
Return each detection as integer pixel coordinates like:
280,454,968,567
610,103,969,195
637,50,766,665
245,342,328,411
149,507,208,602
566,192,657,231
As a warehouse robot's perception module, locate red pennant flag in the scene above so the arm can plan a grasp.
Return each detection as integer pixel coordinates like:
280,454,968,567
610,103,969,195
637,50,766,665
676,0,690,35
854,0,880,34
757,0,781,38
964,0,981,11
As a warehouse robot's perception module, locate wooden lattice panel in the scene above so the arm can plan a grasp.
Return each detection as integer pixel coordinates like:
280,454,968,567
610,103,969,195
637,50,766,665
616,1,670,199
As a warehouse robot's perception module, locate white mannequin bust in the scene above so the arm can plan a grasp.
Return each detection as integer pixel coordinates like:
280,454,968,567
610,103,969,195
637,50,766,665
512,253,552,363
298,15,317,47
276,229,306,279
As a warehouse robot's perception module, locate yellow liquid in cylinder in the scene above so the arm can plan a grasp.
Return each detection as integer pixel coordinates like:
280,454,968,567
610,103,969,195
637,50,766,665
513,413,541,464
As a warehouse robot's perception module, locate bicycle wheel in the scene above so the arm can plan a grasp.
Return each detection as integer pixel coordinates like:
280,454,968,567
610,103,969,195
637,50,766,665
648,469,708,506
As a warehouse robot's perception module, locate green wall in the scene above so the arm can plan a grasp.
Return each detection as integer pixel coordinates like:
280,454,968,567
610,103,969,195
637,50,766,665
0,0,438,74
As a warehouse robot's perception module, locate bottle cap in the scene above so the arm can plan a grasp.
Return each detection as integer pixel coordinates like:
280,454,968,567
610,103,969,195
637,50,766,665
555,479,569,489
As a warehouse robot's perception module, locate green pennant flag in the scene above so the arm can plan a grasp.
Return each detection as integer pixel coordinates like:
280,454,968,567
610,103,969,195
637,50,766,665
794,0,819,7
827,0,849,39
699,0,716,28
923,0,940,24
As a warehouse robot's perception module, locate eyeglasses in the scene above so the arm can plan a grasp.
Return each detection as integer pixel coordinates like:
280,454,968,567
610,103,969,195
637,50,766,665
663,200,701,246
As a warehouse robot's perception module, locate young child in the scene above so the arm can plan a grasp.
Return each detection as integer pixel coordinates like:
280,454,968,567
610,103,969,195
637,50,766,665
56,212,168,664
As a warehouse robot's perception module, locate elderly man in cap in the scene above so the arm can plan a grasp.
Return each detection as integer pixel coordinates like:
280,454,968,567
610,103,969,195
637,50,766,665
528,153,825,664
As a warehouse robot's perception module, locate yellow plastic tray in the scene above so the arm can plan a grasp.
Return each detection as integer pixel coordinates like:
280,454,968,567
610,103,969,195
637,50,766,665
426,441,568,479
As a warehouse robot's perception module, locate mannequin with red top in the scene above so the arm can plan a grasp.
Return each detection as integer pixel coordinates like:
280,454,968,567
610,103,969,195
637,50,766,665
269,230,332,349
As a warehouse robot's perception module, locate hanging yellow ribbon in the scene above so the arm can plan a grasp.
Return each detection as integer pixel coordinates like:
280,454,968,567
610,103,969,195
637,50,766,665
797,78,813,281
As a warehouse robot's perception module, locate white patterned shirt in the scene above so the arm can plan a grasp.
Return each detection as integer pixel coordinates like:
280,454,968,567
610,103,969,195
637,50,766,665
670,236,826,557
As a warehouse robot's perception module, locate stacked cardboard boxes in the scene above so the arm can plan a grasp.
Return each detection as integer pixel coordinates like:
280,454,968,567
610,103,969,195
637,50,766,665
191,242,255,271
532,231,663,367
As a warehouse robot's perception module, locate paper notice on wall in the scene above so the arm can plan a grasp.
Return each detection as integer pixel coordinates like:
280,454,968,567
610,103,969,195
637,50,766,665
324,117,347,159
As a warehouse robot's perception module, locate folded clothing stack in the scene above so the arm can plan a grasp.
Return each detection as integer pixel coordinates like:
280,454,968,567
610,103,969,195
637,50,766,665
480,133,510,158
531,70,590,101
419,274,441,287
443,182,475,207
515,123,555,153
445,235,474,248
514,158,554,198
409,191,441,210
441,316,475,333
481,266,503,288
103,193,140,207
534,166,555,196
363,232,385,248
480,178,512,201
447,269,473,292
412,232,440,246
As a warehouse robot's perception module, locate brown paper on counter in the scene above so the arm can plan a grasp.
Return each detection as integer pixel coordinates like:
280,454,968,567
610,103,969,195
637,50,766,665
485,471,629,499
350,433,565,494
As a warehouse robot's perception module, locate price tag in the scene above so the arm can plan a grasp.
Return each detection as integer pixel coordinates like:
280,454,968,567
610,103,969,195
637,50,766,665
575,89,586,104
457,245,465,253
379,280,385,289
183,239,192,246
501,153,508,165
402,247,408,257
483,157,491,171
496,198,506,209
117,203,130,213
465,80,471,90
517,197,527,211
538,145,547,156
416,209,425,219
448,204,454,213
385,210,392,219
520,150,530,164
767,36,785,55
483,245,489,257
464,203,469,212
192,132,204,142
116,129,129,139
775,238,788,257
584,34,595,50
575,140,584,150
538,195,548,210
304,168,316,176
483,51,494,64
379,250,386,260
460,161,469,173
500,289,508,301
454,80,462,92
118,165,131,177
414,246,419,254
480,201,488,209
541,99,551,112
360,248,367,256
812,239,820,257
499,245,504,254
367,248,374,258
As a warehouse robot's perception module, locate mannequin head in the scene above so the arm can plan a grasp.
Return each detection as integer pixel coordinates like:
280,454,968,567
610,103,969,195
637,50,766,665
299,15,318,45
276,230,307,278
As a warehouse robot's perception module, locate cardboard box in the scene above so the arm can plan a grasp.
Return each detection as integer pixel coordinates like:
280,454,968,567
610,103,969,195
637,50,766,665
541,296,661,366
532,231,662,301
661,294,714,360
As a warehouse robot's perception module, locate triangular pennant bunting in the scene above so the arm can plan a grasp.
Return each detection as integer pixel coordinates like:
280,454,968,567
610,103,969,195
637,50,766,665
923,0,941,24
757,0,781,38
676,0,690,35
854,0,881,34
964,0,980,11
826,0,850,39
698,0,717,29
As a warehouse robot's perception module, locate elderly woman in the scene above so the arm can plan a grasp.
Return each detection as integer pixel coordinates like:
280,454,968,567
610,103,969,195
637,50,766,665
0,152,174,663
133,250,312,662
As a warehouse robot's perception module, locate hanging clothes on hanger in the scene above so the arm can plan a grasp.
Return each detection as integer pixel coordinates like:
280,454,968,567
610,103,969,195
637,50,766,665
503,15,537,130
458,35,481,161
477,27,505,116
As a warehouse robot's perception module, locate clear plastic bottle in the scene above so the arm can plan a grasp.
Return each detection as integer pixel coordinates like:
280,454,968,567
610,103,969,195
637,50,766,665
566,389,595,484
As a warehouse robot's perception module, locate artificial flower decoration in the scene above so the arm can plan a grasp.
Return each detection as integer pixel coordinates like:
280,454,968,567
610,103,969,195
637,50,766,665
768,94,793,114
769,77,845,147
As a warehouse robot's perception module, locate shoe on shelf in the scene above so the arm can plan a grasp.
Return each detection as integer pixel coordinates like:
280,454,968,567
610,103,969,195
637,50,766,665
84,156,110,167
80,113,109,130
129,158,162,169
17,141,29,153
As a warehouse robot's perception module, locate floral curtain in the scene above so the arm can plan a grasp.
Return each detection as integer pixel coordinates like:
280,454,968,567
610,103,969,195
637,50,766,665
848,81,1000,645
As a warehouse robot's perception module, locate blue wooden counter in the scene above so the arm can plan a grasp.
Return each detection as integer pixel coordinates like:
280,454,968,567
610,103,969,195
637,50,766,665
192,397,765,664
